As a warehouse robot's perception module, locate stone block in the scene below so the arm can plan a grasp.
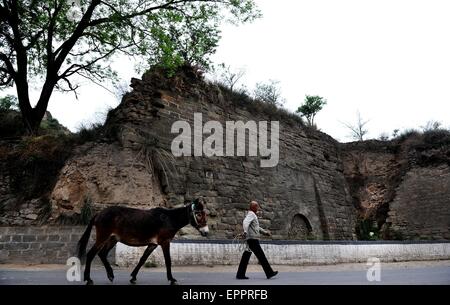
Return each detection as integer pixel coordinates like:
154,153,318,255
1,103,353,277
0,235,11,242
11,235,22,242
48,235,60,242
22,235,36,242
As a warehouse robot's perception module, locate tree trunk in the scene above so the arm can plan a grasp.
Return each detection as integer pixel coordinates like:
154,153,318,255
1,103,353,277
23,109,47,136
17,80,55,136
19,102,47,136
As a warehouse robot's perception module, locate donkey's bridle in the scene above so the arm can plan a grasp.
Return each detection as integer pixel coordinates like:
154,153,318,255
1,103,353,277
190,202,199,226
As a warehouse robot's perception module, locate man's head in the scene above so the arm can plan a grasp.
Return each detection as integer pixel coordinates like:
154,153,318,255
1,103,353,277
249,201,259,213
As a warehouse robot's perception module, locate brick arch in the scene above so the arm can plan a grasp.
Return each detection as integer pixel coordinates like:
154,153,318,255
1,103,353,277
288,214,313,240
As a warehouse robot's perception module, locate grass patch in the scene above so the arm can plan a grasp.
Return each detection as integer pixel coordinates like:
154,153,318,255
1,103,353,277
8,134,75,199
393,128,421,143
74,122,104,144
144,261,158,268
213,81,304,127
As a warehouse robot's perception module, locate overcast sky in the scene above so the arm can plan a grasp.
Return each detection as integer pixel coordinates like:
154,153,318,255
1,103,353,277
16,0,450,142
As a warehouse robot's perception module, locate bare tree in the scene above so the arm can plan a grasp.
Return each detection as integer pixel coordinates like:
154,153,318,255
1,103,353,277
420,120,442,132
342,111,370,141
253,79,285,107
216,63,245,92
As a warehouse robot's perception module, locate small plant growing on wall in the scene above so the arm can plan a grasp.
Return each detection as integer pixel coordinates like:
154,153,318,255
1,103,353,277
357,219,380,241
81,197,93,225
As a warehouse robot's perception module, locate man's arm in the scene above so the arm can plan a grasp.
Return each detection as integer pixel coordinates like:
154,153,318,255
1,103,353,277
259,227,271,236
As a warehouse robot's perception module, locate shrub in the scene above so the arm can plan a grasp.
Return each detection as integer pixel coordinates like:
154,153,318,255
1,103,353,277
422,129,450,147
8,134,74,199
356,219,380,241
81,197,94,225
75,122,104,144
0,110,26,138
393,128,421,143
0,95,18,111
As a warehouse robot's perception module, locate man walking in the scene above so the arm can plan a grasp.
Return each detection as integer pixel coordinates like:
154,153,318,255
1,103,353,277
236,201,278,280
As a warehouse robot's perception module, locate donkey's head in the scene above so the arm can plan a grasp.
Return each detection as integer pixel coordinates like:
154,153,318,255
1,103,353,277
189,198,209,237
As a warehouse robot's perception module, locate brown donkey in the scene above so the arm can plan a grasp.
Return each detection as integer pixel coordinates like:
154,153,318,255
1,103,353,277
77,198,209,285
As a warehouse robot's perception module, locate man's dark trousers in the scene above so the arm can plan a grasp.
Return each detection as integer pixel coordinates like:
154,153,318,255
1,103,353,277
236,239,275,278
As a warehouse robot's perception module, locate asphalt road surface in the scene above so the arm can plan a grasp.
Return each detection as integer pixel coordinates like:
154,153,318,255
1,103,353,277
1,261,449,285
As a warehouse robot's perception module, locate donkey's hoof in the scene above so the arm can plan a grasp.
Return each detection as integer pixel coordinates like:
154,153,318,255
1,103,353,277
170,280,178,285
86,279,94,285
130,278,137,284
108,275,114,283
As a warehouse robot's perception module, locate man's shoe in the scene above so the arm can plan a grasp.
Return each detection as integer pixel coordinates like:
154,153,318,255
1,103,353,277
267,271,278,279
236,276,249,280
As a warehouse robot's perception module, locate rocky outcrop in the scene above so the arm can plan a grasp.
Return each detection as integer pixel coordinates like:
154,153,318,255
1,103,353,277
49,67,357,240
50,142,165,222
0,135,73,225
0,109,73,225
341,132,450,240
2,66,448,241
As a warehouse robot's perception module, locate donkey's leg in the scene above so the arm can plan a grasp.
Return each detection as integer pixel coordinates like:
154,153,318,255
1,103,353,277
98,237,117,282
84,243,102,285
84,229,110,285
161,241,177,285
130,244,157,284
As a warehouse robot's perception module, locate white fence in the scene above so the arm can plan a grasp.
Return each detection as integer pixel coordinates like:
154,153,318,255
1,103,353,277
115,240,450,267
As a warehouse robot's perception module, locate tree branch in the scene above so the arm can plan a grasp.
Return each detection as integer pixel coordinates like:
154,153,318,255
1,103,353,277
88,0,227,27
53,0,102,69
56,76,80,99
58,43,123,79
45,1,64,68
75,69,115,94
0,52,16,78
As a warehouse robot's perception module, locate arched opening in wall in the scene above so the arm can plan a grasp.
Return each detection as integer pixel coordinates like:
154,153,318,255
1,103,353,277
288,214,313,240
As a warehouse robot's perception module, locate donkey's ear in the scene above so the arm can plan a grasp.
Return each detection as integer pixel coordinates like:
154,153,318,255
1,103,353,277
193,198,200,204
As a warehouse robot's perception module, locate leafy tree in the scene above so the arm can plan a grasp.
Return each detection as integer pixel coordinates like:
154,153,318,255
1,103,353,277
378,132,389,141
0,94,18,110
296,95,327,127
0,0,260,134
253,79,284,107
392,129,400,138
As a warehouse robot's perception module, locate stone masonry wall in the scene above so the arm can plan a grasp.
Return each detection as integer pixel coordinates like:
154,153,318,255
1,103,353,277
95,68,357,240
49,68,357,240
1,68,448,246
0,226,107,264
387,165,450,239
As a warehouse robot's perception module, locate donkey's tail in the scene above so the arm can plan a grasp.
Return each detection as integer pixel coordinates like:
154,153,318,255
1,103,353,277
77,216,96,259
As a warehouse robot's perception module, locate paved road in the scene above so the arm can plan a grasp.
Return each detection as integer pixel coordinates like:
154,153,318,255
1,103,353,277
1,263,449,285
